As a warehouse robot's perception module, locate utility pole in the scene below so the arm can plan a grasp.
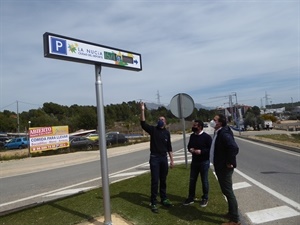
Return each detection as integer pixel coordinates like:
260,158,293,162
209,94,234,122
17,100,20,135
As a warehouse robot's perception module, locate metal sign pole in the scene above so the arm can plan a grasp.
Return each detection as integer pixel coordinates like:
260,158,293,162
95,64,112,225
179,94,188,168
44,33,142,225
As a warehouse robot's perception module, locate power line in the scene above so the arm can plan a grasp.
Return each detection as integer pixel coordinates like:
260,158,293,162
18,100,41,107
0,100,41,111
0,101,17,111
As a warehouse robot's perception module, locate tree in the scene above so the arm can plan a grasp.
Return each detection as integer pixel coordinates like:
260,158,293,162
252,106,261,117
0,111,17,132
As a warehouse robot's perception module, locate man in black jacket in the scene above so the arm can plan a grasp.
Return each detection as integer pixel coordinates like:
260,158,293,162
210,114,241,225
140,102,174,213
183,120,212,207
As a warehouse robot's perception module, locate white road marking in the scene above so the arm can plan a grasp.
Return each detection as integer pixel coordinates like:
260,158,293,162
211,167,299,224
110,171,148,178
246,205,300,224
0,157,177,208
235,169,300,211
0,177,101,207
174,159,191,164
110,176,135,184
2,146,298,225
233,182,251,190
173,155,187,159
44,187,96,197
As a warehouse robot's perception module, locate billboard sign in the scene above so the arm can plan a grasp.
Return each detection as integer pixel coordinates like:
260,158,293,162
29,126,69,152
43,32,142,71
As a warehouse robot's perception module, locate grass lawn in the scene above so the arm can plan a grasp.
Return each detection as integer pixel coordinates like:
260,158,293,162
0,164,228,225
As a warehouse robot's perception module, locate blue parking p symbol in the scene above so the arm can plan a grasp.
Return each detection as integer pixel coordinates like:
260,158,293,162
50,37,67,55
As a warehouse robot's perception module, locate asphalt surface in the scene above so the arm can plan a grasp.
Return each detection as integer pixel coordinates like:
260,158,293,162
1,130,299,225
2,130,299,178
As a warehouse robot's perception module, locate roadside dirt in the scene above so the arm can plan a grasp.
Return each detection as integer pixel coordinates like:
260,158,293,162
244,135,300,149
0,148,29,158
77,214,133,225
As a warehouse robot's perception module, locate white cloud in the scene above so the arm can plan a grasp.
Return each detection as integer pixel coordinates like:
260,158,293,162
0,0,299,112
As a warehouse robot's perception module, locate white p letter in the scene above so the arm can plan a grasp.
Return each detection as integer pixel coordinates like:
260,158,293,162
56,41,63,51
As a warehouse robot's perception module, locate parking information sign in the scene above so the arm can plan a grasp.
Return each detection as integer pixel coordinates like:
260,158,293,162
43,32,142,224
43,32,142,71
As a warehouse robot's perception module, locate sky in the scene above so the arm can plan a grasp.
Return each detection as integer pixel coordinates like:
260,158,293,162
0,0,299,113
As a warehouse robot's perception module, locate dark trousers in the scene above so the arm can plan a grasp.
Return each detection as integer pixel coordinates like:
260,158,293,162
215,168,239,223
188,160,210,200
149,155,169,205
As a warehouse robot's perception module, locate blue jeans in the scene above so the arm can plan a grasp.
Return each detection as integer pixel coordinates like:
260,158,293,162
216,168,239,223
149,154,169,205
188,160,210,200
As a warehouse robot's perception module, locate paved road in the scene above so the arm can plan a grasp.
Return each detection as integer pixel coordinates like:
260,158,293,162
0,135,184,213
1,130,300,225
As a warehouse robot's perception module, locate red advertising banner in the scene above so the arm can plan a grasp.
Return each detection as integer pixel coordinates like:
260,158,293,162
29,126,69,152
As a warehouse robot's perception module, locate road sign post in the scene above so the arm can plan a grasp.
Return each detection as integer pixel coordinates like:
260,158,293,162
43,32,142,225
170,93,194,168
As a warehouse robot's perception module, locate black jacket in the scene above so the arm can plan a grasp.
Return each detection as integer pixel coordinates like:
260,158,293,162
140,121,172,156
213,126,239,170
188,132,212,164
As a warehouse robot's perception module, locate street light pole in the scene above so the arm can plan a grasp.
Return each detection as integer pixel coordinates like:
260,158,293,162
232,92,241,135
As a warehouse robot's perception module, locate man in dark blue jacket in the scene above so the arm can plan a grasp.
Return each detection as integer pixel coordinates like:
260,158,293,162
183,120,212,207
140,102,174,213
210,114,240,225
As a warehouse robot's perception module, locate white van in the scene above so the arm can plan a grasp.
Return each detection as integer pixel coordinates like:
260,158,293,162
263,120,273,130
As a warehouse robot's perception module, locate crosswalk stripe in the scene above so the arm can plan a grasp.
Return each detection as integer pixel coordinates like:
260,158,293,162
246,205,300,224
233,182,251,190
44,186,97,197
110,171,147,178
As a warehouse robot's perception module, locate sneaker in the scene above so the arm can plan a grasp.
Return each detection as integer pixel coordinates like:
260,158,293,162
150,204,158,213
161,199,173,207
221,221,241,225
199,199,208,207
183,198,194,206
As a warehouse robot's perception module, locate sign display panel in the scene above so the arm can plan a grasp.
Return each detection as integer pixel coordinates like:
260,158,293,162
29,126,69,152
43,32,142,71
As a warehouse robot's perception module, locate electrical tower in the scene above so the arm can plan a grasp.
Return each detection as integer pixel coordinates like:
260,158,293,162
264,91,271,108
156,90,161,104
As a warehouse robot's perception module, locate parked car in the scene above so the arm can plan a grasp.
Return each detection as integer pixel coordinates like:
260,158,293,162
0,137,11,149
106,133,128,146
4,137,28,150
0,137,10,142
85,133,99,141
69,136,96,150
